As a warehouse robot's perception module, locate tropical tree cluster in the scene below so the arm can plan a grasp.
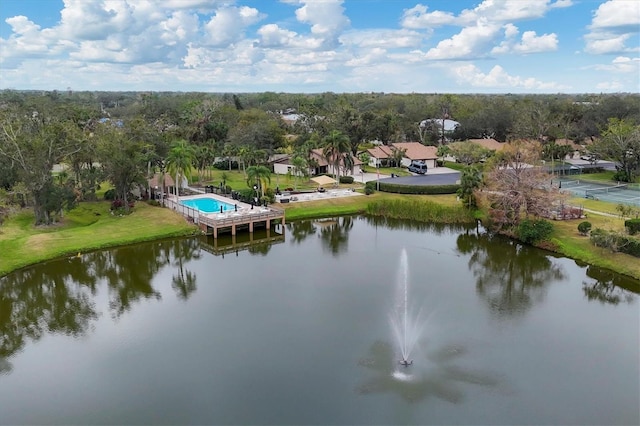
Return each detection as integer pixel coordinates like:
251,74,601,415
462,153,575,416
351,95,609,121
0,89,638,227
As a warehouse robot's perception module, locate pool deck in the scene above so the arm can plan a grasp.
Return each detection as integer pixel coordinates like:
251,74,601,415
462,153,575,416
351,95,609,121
165,193,285,238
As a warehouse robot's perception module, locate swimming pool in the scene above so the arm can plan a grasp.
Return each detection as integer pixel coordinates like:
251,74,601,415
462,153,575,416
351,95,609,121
181,197,236,214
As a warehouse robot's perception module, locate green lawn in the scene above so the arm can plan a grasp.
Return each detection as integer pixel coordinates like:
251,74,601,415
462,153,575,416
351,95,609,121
0,201,198,276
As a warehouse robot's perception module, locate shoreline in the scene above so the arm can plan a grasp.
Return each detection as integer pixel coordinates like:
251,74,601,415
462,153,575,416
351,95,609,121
1,195,639,282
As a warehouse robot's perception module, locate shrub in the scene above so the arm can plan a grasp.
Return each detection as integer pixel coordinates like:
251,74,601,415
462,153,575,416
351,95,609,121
590,228,640,257
104,189,116,200
366,180,460,195
339,175,354,184
517,219,553,244
147,199,161,207
578,221,592,236
625,218,640,235
365,186,374,195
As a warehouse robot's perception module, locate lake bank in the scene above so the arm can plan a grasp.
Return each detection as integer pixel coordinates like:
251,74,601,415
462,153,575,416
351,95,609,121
1,193,639,281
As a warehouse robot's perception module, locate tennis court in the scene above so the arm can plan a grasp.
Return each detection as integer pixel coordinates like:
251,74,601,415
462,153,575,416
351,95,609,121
555,178,640,206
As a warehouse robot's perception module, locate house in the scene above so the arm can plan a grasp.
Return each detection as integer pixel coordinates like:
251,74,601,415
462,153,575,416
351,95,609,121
272,149,362,177
365,142,439,169
392,142,439,169
467,138,506,152
365,145,395,167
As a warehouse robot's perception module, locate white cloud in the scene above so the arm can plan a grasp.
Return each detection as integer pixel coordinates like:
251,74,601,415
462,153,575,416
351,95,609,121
596,80,624,91
424,19,502,60
339,29,423,49
585,0,640,54
493,29,558,54
59,0,136,41
289,0,350,48
585,34,634,55
457,0,557,25
591,56,640,74
450,63,568,90
590,0,640,30
203,6,263,46
401,5,456,29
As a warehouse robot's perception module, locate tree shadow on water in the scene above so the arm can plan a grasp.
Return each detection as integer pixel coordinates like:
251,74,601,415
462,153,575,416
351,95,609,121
356,341,502,404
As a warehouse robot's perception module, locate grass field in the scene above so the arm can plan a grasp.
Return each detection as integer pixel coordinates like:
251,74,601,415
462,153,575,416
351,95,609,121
0,201,197,276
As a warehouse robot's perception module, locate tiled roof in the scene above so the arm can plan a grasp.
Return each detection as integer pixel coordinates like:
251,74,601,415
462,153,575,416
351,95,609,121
366,145,394,159
391,142,438,160
467,138,506,151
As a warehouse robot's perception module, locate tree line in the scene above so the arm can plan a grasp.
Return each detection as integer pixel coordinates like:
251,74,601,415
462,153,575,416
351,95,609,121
0,90,638,226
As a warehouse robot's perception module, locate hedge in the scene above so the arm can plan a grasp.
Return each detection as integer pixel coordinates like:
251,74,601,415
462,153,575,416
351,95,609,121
590,228,640,257
625,218,640,235
365,181,460,195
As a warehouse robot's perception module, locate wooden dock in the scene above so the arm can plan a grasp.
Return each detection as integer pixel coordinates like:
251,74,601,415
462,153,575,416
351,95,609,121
165,197,285,239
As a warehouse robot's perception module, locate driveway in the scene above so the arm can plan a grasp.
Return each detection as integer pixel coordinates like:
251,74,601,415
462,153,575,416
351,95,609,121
350,167,460,186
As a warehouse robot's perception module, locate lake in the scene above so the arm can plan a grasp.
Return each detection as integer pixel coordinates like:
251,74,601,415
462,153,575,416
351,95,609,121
1,216,638,425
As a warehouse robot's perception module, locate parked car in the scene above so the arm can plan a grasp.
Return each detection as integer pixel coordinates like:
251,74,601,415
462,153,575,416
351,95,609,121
408,161,428,174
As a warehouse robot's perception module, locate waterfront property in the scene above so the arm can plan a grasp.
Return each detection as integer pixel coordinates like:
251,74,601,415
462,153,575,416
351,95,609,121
167,193,285,239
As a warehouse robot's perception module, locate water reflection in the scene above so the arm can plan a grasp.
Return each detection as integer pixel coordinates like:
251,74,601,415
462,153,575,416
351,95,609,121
318,216,354,256
457,230,565,318
356,341,500,404
0,231,295,373
287,220,317,245
364,215,470,234
171,238,201,301
583,265,638,305
0,239,198,370
0,257,100,368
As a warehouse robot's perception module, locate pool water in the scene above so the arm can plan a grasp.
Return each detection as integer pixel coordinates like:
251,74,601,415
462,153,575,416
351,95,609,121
181,197,235,213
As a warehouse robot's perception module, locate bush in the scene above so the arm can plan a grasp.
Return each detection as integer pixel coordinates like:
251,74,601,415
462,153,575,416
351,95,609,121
339,175,354,184
590,228,640,257
517,219,553,244
364,180,460,195
104,189,116,201
625,218,640,235
365,186,374,195
578,221,592,236
213,160,238,170
147,199,161,207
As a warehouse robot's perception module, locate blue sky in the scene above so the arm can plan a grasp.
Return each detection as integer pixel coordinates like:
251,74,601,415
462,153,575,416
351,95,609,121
0,0,638,93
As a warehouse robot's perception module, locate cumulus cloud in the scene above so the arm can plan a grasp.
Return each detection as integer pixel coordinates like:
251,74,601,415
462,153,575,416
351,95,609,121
401,5,456,29
492,27,558,54
288,0,350,48
450,63,568,90
424,19,502,60
591,56,640,74
403,0,568,60
0,0,635,93
203,6,263,47
585,0,640,54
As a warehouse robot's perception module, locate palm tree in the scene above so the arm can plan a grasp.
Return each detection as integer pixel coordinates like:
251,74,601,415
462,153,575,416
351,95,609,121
290,155,309,190
457,166,482,209
390,147,406,168
322,130,351,186
166,140,195,198
246,165,271,199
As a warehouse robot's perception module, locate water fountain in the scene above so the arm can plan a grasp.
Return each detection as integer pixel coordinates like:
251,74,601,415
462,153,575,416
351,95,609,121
389,248,424,368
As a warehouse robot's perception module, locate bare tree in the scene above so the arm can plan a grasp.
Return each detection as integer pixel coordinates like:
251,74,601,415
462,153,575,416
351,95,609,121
477,140,568,230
